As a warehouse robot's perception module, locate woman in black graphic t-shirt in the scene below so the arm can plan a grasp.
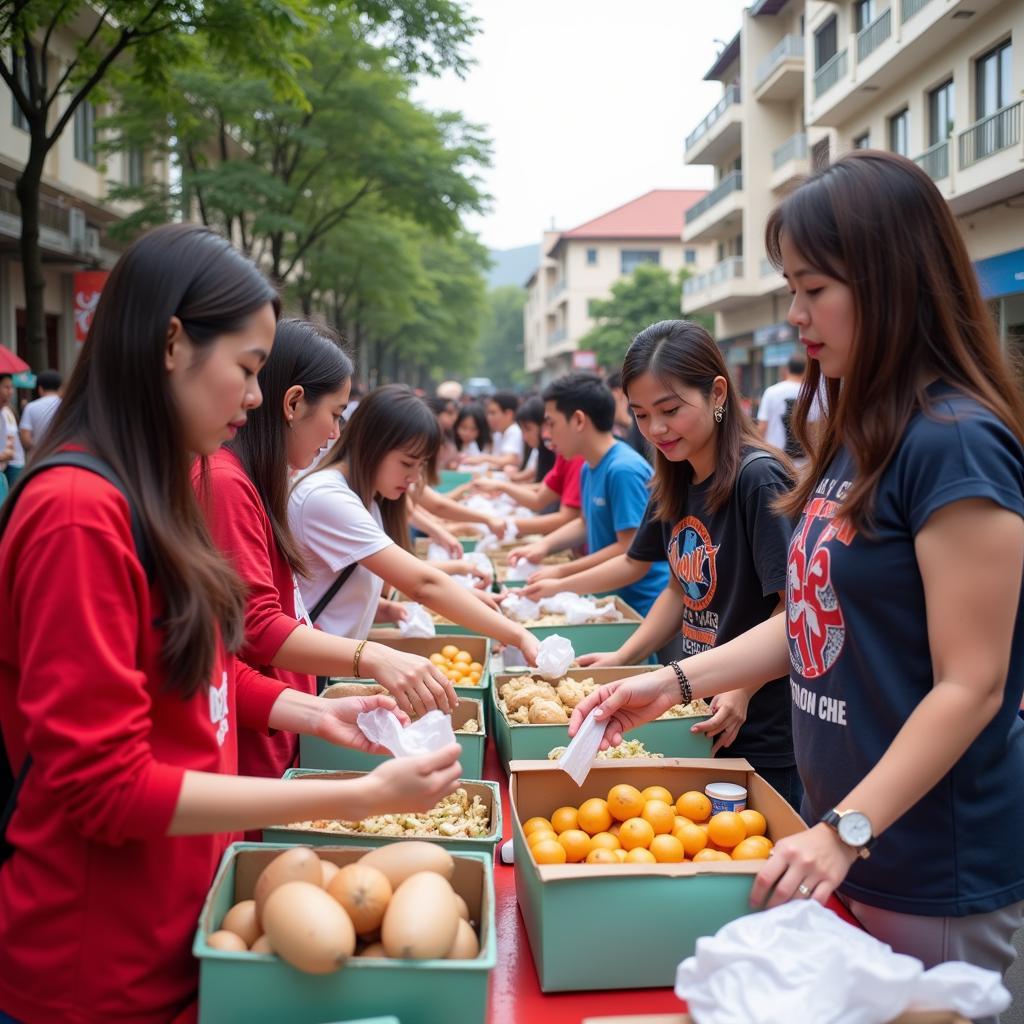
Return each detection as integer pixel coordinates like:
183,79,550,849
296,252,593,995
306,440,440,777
571,152,1024,990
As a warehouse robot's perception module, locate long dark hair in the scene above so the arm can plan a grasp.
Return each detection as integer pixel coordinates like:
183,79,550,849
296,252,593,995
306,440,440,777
317,384,440,550
517,395,554,477
766,150,1024,528
2,223,279,696
622,320,782,518
454,403,491,452
221,318,352,574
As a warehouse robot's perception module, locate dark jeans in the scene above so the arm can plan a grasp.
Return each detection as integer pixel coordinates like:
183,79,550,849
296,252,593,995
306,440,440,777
754,764,804,814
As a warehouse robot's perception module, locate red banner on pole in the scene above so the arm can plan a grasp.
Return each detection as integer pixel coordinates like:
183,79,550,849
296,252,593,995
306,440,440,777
73,270,108,347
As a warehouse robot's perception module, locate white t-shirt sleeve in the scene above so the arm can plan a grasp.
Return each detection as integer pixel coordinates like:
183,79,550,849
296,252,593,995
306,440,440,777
757,385,779,424
499,422,524,459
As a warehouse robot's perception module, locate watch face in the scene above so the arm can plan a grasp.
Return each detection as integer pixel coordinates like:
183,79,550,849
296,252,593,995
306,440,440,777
838,812,872,847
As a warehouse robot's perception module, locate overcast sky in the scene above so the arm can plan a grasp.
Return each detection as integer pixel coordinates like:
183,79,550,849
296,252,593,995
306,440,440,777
413,0,749,251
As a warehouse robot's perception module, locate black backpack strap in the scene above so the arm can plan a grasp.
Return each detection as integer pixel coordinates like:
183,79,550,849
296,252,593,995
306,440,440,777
308,561,358,624
0,452,154,865
734,449,783,550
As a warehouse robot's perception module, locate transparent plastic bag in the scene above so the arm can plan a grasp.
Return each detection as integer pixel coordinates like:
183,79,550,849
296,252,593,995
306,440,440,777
356,708,457,758
535,634,575,678
396,602,436,638
556,708,605,786
501,593,541,623
505,559,540,583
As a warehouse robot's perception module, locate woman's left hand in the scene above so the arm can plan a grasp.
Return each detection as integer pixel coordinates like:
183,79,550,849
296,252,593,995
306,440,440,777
750,823,859,910
690,688,750,754
312,694,410,754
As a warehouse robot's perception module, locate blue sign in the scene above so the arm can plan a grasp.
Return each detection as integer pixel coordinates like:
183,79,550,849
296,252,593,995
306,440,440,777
12,372,35,389
974,248,1024,300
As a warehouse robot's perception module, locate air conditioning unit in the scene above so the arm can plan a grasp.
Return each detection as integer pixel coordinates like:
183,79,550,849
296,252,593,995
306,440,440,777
83,227,100,260
68,207,87,250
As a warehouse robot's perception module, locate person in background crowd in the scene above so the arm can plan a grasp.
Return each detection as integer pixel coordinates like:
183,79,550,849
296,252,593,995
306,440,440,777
506,396,555,483
427,395,460,470
18,369,62,455
0,224,461,1024
342,382,364,422
509,373,669,615
606,369,649,460
571,152,1024,996
0,373,24,488
462,391,522,469
757,354,810,461
453,404,491,458
435,379,463,403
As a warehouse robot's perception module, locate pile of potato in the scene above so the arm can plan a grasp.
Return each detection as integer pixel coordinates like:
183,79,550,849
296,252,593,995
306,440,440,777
206,843,479,974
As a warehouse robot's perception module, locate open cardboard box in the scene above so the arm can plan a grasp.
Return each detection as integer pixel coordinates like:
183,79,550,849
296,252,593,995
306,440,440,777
510,758,806,992
194,843,495,1024
491,667,712,774
265,770,502,858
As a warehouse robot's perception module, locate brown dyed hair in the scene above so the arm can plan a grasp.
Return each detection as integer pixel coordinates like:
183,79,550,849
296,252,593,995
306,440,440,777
315,384,440,551
2,223,279,697
621,319,785,519
766,150,1024,528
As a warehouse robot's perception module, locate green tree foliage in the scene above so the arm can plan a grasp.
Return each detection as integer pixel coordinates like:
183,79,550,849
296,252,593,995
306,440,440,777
474,286,527,389
578,263,713,371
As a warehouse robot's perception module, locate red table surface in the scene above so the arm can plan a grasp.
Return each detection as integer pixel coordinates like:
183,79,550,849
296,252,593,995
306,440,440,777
482,740,858,1024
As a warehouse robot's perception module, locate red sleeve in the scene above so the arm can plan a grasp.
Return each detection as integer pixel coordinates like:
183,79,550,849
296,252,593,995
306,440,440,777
197,458,303,665
12,514,183,844
234,660,288,733
562,458,583,510
543,457,566,496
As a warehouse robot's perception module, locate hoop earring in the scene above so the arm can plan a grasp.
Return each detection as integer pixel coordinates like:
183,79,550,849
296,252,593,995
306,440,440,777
714,406,724,424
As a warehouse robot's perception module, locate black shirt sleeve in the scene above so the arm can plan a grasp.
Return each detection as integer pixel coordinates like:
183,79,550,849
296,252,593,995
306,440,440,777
737,454,795,598
626,494,664,562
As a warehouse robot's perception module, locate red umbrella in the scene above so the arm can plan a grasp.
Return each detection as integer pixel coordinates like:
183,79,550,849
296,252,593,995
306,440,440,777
0,344,29,374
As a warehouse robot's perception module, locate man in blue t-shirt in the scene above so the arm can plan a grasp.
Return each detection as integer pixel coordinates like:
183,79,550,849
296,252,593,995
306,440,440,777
508,373,668,615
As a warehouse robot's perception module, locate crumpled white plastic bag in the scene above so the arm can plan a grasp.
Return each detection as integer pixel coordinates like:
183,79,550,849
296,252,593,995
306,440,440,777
475,521,519,553
356,708,457,758
501,593,541,622
397,602,436,638
535,634,575,678
449,573,479,590
556,707,605,786
505,559,540,582
425,542,451,563
675,900,1011,1024
461,551,494,582
537,592,624,625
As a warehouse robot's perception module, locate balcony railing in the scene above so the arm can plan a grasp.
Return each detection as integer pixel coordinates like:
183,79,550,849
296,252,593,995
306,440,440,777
914,138,949,180
548,327,567,345
760,258,777,278
772,132,808,170
685,170,743,225
755,34,804,89
684,256,744,297
813,49,848,99
685,85,741,152
900,0,934,23
0,180,72,235
549,279,566,302
958,102,1022,169
856,7,892,63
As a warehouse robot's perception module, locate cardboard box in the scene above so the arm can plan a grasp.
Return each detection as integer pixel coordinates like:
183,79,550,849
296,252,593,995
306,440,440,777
491,668,712,774
265,772,502,858
194,843,495,1024
510,759,806,992
300,692,487,780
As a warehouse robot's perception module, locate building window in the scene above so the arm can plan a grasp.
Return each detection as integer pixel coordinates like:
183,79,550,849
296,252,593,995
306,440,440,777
74,101,97,166
976,40,1013,120
586,248,598,266
928,79,955,146
734,234,744,258
684,248,697,265
126,147,145,187
10,47,40,132
854,0,876,32
852,131,871,149
716,242,726,262
814,16,838,70
620,250,660,274
888,107,909,156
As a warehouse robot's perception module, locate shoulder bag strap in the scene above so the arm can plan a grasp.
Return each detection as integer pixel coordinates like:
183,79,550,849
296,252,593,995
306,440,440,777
308,561,359,625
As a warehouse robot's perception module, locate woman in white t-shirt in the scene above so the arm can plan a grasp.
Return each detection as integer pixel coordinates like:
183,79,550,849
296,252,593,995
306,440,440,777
289,384,540,663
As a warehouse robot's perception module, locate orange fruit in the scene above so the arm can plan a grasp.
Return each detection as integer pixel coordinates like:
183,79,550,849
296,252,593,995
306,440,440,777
441,645,459,660
606,784,645,822
707,811,746,849
744,835,774,855
526,829,559,849
676,791,712,823
695,822,709,835
738,809,767,838
467,672,482,685
731,838,771,861
641,785,675,806
532,839,567,864
608,823,621,837
550,806,579,834
454,650,472,664
624,847,657,864
469,661,483,673
590,831,621,852
640,799,675,835
673,821,709,858
585,848,618,865
577,798,613,836
692,848,731,863
557,829,592,863
618,817,655,851
429,653,446,666
613,849,627,863
649,834,685,863
522,816,552,837
674,815,693,828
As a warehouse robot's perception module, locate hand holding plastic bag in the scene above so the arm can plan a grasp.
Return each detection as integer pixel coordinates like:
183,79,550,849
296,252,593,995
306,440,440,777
505,559,540,583
501,593,541,623
556,707,605,786
535,634,575,678
425,542,451,563
356,708,457,758
396,602,436,638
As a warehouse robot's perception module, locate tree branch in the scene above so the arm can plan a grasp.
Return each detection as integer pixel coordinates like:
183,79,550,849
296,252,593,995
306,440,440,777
280,181,376,278
47,3,115,110
41,0,74,69
0,0,35,38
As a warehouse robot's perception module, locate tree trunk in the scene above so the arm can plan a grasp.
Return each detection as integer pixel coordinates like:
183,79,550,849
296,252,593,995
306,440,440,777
15,131,50,371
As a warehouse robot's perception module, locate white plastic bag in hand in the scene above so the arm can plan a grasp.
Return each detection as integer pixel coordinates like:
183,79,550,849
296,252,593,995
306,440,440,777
356,708,457,758
538,591,580,615
450,573,478,590
462,551,494,582
396,602,436,638
425,542,450,563
557,708,605,786
501,593,541,623
535,634,575,678
505,559,540,583
675,900,1011,1024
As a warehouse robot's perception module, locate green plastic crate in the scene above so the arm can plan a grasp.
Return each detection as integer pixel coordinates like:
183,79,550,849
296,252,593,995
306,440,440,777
437,469,474,493
195,843,495,1024
491,667,712,774
264,771,502,858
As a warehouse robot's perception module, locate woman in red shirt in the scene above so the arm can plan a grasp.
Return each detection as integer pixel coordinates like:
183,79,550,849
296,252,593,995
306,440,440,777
195,319,458,782
0,224,461,1024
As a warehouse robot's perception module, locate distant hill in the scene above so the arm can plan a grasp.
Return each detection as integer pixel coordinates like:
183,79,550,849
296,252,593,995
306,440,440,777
487,244,539,290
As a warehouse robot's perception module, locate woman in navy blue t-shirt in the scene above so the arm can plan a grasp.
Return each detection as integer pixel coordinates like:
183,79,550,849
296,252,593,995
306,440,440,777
571,151,1024,981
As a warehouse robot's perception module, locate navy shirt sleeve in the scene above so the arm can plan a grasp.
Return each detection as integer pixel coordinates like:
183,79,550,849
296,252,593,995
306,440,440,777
737,455,794,598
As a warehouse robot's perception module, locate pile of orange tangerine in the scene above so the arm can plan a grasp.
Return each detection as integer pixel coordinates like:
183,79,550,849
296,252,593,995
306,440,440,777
427,645,485,686
522,784,774,865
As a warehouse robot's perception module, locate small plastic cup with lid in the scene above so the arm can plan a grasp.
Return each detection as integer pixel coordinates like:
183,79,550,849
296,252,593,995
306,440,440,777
705,782,747,815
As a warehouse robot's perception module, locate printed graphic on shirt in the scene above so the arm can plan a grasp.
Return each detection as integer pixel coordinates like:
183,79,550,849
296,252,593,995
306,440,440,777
669,516,721,654
209,670,229,746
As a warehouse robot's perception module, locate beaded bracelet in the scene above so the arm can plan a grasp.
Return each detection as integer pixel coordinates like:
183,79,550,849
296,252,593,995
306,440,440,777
669,660,693,705
353,639,367,678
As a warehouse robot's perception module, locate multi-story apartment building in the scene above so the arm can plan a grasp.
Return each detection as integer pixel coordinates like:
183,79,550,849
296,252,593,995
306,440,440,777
0,28,165,374
682,0,1024,403
524,190,712,382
